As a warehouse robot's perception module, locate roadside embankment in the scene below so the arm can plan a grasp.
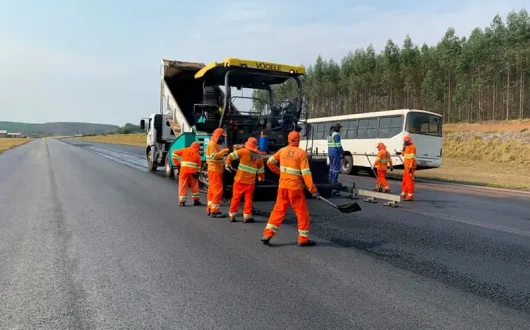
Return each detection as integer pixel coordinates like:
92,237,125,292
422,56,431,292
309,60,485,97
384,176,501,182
0,138,31,153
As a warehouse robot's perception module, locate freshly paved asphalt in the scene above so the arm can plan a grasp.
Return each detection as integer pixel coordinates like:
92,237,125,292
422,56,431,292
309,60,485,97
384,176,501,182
1,138,530,329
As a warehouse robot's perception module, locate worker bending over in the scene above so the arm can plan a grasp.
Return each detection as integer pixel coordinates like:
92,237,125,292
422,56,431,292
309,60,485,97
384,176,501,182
225,137,265,223
261,131,319,247
401,135,416,201
173,142,202,206
205,128,229,218
373,142,393,193
327,123,343,196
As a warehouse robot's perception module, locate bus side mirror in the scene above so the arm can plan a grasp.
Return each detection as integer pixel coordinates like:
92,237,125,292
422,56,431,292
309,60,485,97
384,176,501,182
140,119,145,130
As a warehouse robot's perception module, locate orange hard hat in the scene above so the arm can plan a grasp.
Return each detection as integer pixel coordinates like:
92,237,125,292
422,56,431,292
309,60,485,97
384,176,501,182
244,137,259,152
377,142,386,149
212,128,226,143
191,142,200,150
404,135,411,142
288,131,301,143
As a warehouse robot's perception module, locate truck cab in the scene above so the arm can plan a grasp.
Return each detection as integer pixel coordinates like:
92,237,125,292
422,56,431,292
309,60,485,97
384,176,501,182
140,113,175,174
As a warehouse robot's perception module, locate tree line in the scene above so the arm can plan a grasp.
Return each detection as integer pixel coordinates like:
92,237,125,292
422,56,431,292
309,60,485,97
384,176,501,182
253,9,530,123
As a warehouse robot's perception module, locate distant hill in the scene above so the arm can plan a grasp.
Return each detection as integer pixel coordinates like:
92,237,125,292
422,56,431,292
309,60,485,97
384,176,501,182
0,121,119,137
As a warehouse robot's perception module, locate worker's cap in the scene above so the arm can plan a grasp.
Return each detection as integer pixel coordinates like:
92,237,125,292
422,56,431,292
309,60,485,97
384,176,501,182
191,142,200,150
244,137,259,152
288,131,301,143
377,142,386,149
403,135,411,142
213,128,227,138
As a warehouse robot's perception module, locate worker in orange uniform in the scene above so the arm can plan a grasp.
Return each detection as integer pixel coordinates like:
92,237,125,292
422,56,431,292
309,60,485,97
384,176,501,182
205,128,229,218
225,137,265,223
401,135,416,201
173,142,202,207
373,142,393,193
261,131,319,247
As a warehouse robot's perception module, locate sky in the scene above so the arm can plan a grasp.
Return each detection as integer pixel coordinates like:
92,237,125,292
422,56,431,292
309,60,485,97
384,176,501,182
0,0,527,125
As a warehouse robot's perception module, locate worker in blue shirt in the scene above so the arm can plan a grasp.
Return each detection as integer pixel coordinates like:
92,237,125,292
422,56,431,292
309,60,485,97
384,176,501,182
327,123,343,196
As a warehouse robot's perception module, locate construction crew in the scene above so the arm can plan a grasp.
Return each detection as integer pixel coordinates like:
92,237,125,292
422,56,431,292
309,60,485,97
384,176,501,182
205,128,229,218
261,131,319,247
173,142,202,206
373,142,393,193
225,137,265,223
327,123,343,196
401,135,416,201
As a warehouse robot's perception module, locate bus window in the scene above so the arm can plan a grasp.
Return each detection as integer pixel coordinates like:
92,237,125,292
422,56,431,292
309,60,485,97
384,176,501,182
324,122,333,136
405,112,442,137
367,118,379,139
357,119,368,139
378,115,403,138
345,120,358,139
316,123,325,139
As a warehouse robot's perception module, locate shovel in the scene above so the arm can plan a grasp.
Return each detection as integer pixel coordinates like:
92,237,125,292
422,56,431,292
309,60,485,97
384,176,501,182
318,196,362,213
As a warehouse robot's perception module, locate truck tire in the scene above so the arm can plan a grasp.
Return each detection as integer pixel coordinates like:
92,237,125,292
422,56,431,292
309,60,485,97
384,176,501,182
165,154,174,178
147,149,157,172
341,155,353,175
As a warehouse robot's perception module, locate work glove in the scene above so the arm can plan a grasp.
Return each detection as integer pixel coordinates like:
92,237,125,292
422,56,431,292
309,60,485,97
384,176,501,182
225,165,234,173
312,191,320,199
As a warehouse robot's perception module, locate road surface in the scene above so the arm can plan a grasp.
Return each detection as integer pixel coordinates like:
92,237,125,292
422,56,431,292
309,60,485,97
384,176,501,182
1,138,530,329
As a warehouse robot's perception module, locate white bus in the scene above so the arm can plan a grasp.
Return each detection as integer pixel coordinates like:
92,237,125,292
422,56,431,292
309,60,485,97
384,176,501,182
299,109,443,175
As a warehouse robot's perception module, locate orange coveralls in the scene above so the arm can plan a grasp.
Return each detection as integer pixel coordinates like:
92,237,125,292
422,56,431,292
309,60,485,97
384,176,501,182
174,142,202,205
373,142,392,192
401,136,417,201
225,137,265,222
206,128,229,215
262,132,317,245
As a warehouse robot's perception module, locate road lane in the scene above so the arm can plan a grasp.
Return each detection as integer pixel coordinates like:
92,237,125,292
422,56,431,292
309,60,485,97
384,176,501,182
1,139,530,329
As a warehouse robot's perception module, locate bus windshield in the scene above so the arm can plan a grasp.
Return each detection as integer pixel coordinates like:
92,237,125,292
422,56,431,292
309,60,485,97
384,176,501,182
405,112,442,137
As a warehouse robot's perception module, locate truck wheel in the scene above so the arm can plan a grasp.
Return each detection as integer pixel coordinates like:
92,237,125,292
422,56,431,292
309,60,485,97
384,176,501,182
165,154,174,178
147,149,157,172
341,155,353,175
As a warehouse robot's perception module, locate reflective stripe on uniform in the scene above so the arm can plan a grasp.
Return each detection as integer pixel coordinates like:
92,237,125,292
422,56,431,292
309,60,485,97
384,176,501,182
191,192,200,197
266,223,279,232
301,168,311,175
298,229,309,237
207,201,212,206
211,203,220,209
238,163,258,174
328,132,342,148
280,166,302,176
243,213,252,219
257,167,265,174
181,161,198,169
267,157,278,164
229,212,237,217
230,151,239,160
179,196,186,201
404,154,415,159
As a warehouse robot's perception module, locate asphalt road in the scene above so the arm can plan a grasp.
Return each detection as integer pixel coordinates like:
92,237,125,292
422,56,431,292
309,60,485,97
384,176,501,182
1,138,530,329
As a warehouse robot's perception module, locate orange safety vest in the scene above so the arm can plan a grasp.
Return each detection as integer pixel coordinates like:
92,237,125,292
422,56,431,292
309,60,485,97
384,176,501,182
267,146,317,193
226,148,265,185
374,149,392,170
206,140,228,173
403,144,417,170
174,146,201,175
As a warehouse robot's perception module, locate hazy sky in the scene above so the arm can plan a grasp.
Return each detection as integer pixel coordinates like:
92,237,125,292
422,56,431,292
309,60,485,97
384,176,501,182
0,0,526,125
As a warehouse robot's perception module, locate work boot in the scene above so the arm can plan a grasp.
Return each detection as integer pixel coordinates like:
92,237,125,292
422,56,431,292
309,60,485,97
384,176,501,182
193,200,202,206
229,217,236,222
243,218,254,223
261,236,271,245
210,212,225,218
179,202,185,207
298,240,316,247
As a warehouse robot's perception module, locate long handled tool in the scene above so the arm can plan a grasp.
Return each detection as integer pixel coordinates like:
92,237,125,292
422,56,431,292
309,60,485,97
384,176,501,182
364,152,378,177
393,149,414,181
318,196,362,213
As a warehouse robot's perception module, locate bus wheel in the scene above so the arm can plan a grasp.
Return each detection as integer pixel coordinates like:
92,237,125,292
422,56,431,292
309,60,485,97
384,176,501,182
341,155,353,175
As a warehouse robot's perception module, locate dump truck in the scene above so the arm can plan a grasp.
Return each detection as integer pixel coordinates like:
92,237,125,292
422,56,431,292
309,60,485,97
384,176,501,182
140,58,343,199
